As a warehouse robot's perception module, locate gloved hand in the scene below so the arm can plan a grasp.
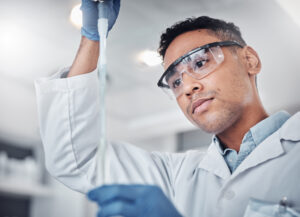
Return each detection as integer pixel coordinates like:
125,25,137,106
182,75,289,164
87,184,183,217
81,0,121,41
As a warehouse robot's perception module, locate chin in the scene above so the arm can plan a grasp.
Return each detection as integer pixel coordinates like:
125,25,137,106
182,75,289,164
191,106,242,134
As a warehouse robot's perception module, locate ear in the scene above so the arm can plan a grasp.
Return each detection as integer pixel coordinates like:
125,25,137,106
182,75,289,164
242,46,261,76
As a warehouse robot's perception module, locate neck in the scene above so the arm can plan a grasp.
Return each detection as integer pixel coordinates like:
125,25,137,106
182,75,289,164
216,105,268,152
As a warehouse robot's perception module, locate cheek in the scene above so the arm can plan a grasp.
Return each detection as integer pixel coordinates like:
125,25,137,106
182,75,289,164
208,66,251,103
177,97,194,121
177,97,188,114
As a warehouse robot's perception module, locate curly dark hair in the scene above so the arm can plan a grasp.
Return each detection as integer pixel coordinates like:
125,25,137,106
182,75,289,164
158,16,247,58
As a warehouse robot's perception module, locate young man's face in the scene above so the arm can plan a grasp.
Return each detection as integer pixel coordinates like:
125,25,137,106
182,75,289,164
163,29,259,134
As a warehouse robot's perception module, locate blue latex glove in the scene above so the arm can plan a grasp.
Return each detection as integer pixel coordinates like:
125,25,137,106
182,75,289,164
87,185,183,217
81,0,120,41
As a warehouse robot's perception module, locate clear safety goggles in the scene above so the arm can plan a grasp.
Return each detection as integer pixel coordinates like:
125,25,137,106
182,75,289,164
157,41,243,98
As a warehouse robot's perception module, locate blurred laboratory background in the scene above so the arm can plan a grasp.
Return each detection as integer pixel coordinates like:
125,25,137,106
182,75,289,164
0,0,300,216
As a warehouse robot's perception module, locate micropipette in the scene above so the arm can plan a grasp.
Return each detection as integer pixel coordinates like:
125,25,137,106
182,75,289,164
93,0,109,185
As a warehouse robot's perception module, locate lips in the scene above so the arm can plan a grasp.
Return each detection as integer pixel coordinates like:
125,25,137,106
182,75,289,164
192,98,214,114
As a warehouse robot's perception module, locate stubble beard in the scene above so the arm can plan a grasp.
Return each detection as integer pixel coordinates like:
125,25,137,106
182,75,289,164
192,100,243,134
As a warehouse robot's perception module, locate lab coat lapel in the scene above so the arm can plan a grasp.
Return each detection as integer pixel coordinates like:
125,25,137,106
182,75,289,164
231,111,300,179
230,131,284,179
198,142,231,180
198,112,300,181
279,111,300,141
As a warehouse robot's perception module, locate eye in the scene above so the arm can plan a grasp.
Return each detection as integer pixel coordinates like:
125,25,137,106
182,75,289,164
195,60,207,69
172,78,182,89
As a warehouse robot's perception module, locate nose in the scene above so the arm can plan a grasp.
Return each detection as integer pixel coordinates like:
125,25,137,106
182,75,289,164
182,73,203,97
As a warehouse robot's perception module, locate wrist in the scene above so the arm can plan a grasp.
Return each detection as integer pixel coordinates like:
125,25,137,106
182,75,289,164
68,36,99,77
81,27,99,41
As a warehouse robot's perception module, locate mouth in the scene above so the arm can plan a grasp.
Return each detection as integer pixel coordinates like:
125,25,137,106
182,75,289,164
192,97,214,114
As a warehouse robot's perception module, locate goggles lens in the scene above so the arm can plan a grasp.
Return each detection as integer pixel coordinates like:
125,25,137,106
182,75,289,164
162,46,224,98
157,41,243,99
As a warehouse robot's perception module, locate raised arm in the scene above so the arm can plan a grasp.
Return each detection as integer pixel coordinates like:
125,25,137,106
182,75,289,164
68,37,99,77
35,0,121,193
68,0,120,77
35,0,175,199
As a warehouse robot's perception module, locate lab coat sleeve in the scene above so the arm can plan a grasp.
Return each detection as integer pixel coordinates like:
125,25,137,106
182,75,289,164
34,68,174,196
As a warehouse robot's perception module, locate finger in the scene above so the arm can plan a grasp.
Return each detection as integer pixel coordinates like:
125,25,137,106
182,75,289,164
113,0,121,10
97,201,136,217
87,184,147,205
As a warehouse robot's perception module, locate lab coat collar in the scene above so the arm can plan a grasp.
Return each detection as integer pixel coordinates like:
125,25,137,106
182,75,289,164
198,111,300,180
230,130,284,179
231,112,300,179
279,111,300,141
198,140,232,180
199,130,285,181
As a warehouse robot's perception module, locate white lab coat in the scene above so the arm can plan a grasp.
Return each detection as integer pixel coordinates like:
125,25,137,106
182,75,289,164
35,69,300,217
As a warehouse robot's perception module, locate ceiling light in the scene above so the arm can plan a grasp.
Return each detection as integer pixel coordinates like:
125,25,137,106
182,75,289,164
138,50,162,67
70,4,82,29
276,0,300,26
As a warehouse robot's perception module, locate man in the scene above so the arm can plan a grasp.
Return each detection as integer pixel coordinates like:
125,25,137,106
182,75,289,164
35,0,300,217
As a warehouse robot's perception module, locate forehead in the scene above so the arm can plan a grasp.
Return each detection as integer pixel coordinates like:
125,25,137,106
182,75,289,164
163,29,221,70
